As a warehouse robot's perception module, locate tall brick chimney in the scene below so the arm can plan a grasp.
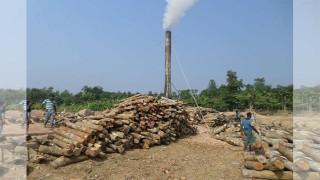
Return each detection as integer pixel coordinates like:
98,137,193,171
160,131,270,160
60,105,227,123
164,31,171,98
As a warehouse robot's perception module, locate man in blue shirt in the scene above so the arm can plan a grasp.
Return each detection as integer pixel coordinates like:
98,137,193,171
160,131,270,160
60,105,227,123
240,112,259,151
42,94,57,129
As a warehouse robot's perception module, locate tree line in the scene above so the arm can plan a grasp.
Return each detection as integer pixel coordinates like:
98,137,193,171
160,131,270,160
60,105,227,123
0,70,294,112
294,85,320,113
175,70,293,112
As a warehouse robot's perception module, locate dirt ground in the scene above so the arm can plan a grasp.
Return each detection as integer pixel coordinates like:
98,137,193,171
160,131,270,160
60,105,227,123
25,111,293,180
27,125,244,180
293,112,320,129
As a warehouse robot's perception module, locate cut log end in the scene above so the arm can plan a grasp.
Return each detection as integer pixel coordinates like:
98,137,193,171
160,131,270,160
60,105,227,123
273,157,285,170
295,158,310,171
244,161,264,171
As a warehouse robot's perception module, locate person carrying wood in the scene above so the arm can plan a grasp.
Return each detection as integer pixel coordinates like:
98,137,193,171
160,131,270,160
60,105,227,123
42,94,57,129
240,112,259,151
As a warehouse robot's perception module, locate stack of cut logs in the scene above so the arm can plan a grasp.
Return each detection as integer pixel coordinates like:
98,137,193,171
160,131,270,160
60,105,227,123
292,123,320,180
184,107,217,125
210,117,295,179
242,125,294,179
201,113,234,127
212,117,244,147
29,94,197,168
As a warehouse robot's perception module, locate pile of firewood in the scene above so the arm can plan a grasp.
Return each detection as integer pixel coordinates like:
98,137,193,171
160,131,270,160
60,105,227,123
211,117,244,147
28,94,197,168
292,123,320,179
243,121,320,179
185,107,217,125
242,125,294,179
209,116,295,179
202,113,236,127
184,107,235,128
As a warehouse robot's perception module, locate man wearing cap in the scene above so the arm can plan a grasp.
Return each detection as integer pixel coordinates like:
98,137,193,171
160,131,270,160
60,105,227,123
240,112,259,151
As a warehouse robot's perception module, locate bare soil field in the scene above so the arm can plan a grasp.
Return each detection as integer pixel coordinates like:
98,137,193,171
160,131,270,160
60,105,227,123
26,111,293,180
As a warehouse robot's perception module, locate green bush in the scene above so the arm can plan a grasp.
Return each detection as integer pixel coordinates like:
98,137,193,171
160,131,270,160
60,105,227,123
50,100,118,112
6,104,20,110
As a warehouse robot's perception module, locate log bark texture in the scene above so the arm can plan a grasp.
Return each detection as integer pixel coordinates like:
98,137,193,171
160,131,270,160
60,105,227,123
242,168,293,179
50,155,89,169
244,161,264,170
38,145,73,157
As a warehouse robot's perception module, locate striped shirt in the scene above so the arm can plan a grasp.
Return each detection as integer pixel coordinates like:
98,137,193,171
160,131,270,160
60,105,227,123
19,100,28,111
42,99,57,110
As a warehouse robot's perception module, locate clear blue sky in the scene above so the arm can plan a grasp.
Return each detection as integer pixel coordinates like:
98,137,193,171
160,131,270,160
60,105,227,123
294,0,320,88
0,0,26,89
27,0,293,93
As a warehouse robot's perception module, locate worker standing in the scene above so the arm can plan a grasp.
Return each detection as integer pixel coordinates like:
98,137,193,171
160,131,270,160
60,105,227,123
0,100,3,135
240,112,259,151
251,113,256,122
0,100,6,120
19,99,28,128
26,100,33,132
42,94,57,129
235,110,241,122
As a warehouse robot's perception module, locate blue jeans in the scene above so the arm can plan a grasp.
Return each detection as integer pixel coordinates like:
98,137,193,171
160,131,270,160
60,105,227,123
44,110,55,128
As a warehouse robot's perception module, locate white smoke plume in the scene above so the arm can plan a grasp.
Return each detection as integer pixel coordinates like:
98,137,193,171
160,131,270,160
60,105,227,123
162,0,198,31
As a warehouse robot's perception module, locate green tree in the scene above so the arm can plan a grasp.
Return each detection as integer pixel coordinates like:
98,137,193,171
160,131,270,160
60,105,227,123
224,70,243,110
179,89,197,106
198,79,218,108
59,90,74,105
